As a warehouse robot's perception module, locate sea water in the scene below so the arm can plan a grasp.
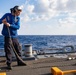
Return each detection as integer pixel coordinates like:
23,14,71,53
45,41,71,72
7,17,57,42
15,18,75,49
0,35,76,56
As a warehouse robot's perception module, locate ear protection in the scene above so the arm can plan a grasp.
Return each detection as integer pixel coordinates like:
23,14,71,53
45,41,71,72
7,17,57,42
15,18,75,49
13,6,19,13
10,6,19,13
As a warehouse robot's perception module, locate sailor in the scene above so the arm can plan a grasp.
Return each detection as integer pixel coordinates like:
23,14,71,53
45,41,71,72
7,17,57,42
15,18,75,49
0,5,26,70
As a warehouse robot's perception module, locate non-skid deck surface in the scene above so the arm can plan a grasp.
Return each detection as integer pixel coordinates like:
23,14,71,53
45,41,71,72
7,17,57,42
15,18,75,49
0,57,76,75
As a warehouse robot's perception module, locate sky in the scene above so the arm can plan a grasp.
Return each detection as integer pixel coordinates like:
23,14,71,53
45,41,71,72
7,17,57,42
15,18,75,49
0,0,76,35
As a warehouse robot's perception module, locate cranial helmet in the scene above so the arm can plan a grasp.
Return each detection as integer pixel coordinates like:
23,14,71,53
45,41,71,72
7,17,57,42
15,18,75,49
10,5,22,13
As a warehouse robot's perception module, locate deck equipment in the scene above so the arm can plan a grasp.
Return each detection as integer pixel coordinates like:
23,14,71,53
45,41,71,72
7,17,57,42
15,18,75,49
51,67,76,75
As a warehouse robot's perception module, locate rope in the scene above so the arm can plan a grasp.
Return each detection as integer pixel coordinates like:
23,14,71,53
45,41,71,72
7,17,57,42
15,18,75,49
7,27,26,64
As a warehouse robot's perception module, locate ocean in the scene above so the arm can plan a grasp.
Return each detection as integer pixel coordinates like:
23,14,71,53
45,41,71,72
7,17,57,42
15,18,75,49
0,35,76,56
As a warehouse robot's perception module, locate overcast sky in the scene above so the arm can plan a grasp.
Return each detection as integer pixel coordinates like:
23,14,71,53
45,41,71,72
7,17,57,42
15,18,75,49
0,0,76,35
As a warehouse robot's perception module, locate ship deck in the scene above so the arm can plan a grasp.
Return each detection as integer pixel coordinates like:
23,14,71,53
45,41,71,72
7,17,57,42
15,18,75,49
0,55,76,75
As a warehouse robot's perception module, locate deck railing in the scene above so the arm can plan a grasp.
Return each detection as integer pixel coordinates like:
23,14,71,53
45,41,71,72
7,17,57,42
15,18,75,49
36,45,76,55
